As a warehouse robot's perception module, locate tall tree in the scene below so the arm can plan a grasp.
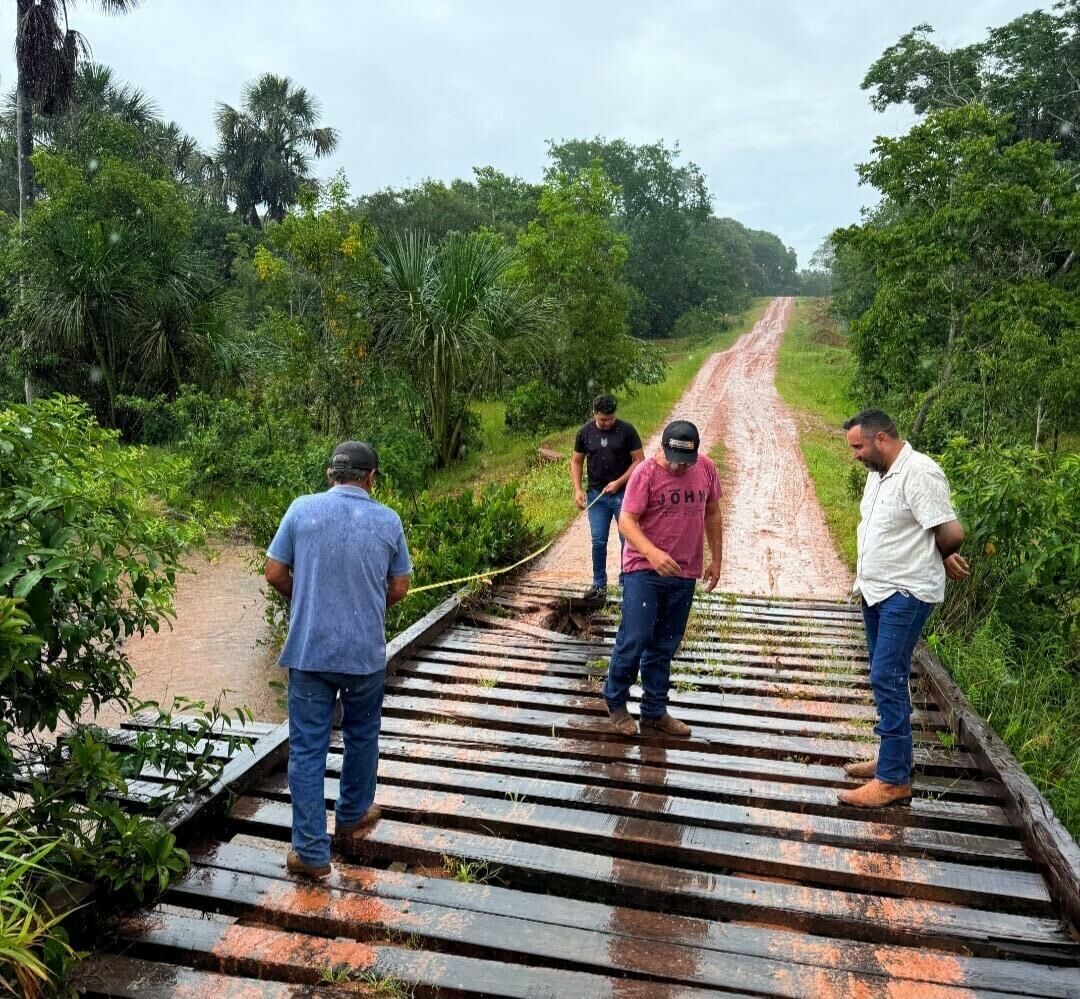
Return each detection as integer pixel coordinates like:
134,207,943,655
374,230,546,466
863,6,1080,161
509,165,636,416
546,138,711,336
12,0,142,402
215,73,339,227
832,105,1080,445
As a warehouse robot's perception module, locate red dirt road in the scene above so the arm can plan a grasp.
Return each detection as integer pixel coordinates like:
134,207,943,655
528,297,852,598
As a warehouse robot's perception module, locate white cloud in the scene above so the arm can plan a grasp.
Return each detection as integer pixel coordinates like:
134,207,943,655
0,0,1049,265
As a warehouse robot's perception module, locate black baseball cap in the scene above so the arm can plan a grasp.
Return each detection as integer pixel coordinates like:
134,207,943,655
662,420,700,465
330,440,379,474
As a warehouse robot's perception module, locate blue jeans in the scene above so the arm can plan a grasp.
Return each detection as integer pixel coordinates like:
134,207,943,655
603,570,696,720
586,487,624,588
287,668,385,867
862,592,934,786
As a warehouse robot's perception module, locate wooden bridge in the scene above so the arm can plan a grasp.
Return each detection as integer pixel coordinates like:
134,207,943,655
75,581,1080,997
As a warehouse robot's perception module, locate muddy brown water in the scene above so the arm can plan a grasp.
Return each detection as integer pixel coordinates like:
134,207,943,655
117,545,285,725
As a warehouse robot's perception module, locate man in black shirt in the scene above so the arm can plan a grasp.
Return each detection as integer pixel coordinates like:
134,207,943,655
571,395,644,598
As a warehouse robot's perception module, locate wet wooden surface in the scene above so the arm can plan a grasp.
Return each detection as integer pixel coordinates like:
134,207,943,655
79,583,1080,997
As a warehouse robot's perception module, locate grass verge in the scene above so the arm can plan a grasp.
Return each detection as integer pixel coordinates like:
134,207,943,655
774,297,859,569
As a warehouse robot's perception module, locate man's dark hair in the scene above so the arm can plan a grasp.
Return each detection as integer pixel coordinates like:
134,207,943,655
843,408,899,438
592,394,616,415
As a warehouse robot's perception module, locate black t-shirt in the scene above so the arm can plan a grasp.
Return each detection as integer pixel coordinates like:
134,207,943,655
574,418,643,491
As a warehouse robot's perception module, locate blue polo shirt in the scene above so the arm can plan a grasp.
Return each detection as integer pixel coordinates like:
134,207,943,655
267,485,412,675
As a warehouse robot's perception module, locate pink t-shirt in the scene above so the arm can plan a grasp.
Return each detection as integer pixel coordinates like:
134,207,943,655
621,457,722,578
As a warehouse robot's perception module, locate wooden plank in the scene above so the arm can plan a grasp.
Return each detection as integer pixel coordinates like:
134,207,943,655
194,841,1080,998
167,859,1025,999
269,755,1028,865
379,692,982,777
435,627,874,675
593,613,869,649
916,644,1080,935
75,954,338,999
237,789,1049,910
394,660,946,729
117,909,721,999
415,649,887,706
384,587,467,678
385,674,936,742
376,716,1005,809
228,803,1074,958
411,647,936,710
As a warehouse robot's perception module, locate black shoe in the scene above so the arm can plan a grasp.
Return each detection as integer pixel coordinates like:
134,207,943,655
583,584,607,600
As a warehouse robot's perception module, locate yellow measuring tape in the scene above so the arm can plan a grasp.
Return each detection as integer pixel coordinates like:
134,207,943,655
406,492,605,597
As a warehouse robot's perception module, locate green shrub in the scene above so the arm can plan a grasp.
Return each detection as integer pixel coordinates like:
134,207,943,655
671,307,734,340
1,397,256,991
504,380,572,435
385,483,539,633
930,618,1079,836
628,340,667,385
937,441,1079,643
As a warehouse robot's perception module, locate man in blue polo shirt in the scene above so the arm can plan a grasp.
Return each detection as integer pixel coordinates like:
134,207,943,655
265,441,412,878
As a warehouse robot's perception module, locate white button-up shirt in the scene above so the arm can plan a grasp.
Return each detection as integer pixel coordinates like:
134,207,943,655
854,442,957,606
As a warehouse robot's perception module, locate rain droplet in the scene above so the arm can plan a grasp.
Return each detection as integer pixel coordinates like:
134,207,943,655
109,231,120,244
89,365,103,384
87,158,99,173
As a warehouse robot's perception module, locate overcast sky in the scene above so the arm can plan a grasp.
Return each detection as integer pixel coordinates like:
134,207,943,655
0,0,1048,265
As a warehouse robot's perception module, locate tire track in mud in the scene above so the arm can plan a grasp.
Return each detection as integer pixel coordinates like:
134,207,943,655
527,297,852,598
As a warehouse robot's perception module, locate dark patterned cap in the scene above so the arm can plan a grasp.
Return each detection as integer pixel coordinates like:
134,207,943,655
662,420,700,465
330,440,379,474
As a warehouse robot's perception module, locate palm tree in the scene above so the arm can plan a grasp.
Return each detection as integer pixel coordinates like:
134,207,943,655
215,73,339,227
13,0,142,402
375,231,548,467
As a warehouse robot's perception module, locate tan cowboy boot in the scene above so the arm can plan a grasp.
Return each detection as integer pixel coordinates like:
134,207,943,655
606,703,638,737
844,758,878,778
640,713,692,738
334,804,383,852
286,850,331,879
837,779,912,808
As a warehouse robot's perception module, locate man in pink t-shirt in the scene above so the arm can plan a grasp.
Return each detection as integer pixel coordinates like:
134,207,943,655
602,420,723,737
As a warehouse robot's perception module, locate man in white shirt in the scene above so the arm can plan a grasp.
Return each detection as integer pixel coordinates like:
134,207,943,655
839,409,969,809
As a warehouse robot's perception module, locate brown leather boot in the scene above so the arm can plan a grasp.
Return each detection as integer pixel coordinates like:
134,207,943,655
640,713,692,738
844,758,877,779
286,850,330,879
605,703,638,737
334,804,383,852
837,779,912,808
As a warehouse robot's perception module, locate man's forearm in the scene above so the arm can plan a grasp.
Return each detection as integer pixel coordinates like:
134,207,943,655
705,510,723,566
934,520,964,558
570,456,584,492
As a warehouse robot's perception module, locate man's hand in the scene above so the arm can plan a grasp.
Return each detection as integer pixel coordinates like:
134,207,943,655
943,553,970,581
602,481,621,495
574,489,587,510
701,559,722,592
647,547,681,577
